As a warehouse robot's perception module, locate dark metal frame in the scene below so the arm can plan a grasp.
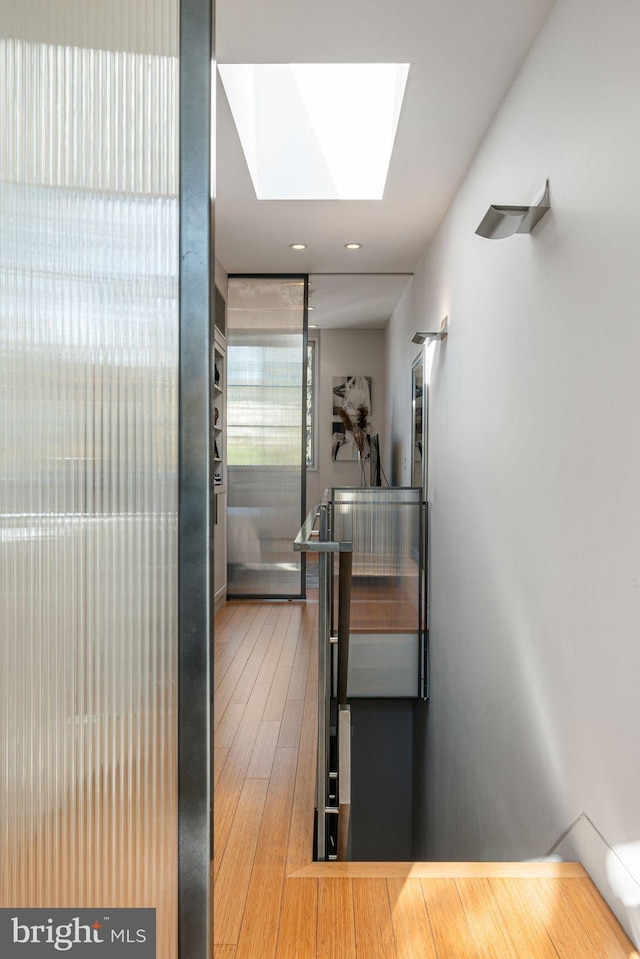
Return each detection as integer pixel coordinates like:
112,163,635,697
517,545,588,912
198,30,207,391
179,0,213,956
422,502,430,700
226,273,308,600
294,494,353,859
301,276,309,598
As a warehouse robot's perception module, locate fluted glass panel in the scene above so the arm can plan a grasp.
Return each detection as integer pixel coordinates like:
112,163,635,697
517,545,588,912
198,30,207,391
0,6,178,957
227,277,305,597
332,487,423,696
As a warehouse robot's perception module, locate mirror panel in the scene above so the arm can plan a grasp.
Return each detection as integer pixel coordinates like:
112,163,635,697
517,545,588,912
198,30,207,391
411,353,426,493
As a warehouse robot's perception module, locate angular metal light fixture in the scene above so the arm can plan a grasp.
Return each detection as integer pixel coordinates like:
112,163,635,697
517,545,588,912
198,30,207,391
412,315,449,345
476,180,550,239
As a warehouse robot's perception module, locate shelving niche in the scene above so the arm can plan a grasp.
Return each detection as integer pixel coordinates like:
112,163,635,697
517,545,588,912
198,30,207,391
213,296,227,609
213,329,225,491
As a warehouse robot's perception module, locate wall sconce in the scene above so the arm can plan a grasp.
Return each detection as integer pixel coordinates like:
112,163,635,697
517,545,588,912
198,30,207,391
412,316,448,345
475,180,550,239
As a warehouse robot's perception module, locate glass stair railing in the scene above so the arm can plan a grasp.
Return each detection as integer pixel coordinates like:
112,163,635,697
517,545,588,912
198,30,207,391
294,486,428,861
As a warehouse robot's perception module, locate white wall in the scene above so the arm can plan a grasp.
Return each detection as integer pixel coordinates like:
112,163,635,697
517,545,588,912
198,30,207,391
214,257,228,299
386,0,640,940
307,328,387,507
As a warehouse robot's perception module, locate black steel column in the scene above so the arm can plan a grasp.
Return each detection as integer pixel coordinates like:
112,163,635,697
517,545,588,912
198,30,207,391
179,0,214,956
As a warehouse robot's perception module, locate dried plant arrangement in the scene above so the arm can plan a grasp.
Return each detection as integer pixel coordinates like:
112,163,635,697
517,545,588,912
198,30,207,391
339,403,370,482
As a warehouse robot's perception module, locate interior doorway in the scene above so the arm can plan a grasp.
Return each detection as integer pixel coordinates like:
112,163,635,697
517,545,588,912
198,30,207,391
226,275,308,598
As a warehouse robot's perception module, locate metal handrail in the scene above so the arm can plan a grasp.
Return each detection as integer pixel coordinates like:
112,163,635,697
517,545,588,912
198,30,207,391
293,499,352,554
293,492,352,861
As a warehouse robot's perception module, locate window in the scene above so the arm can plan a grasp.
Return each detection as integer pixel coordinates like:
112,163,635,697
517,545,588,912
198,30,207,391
218,63,410,200
306,336,318,469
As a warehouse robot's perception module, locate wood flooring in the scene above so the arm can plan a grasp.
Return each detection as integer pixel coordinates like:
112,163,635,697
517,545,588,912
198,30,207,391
213,599,639,959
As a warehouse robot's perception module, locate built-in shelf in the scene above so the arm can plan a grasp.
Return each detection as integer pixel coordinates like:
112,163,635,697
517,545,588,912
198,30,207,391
213,326,226,499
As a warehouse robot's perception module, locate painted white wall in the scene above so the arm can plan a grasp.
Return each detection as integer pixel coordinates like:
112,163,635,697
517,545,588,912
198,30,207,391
307,328,387,507
214,257,228,299
386,0,640,940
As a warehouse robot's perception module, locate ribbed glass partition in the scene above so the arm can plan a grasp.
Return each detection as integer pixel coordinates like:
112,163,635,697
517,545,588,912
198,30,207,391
227,276,306,597
0,6,179,956
331,487,425,697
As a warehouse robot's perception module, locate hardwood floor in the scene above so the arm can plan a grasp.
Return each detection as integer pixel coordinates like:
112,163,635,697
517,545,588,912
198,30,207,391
213,599,639,959
340,575,420,632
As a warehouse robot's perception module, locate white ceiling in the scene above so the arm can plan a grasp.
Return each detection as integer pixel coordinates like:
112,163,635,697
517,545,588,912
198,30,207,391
308,274,412,330
215,0,554,328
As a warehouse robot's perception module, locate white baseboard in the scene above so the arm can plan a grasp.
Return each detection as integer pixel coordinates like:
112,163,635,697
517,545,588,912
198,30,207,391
547,811,640,947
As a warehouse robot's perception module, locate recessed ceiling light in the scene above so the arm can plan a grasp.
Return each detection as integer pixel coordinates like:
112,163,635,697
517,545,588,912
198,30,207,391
289,243,307,250
309,324,318,329
344,243,362,250
308,305,315,310
219,63,410,200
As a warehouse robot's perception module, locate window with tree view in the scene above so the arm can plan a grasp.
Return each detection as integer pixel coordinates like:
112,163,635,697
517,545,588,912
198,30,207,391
306,338,317,468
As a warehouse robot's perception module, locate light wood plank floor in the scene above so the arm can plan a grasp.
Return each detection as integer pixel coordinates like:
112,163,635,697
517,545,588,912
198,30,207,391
213,600,639,959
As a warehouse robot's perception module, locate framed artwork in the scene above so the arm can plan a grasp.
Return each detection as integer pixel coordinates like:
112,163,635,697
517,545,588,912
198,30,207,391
331,375,373,461
331,422,351,461
332,375,372,416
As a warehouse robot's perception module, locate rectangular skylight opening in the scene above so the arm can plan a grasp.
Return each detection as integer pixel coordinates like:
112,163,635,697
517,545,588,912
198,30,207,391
219,63,410,200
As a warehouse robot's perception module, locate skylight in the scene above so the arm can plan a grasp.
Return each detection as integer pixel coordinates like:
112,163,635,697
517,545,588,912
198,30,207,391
218,63,410,200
